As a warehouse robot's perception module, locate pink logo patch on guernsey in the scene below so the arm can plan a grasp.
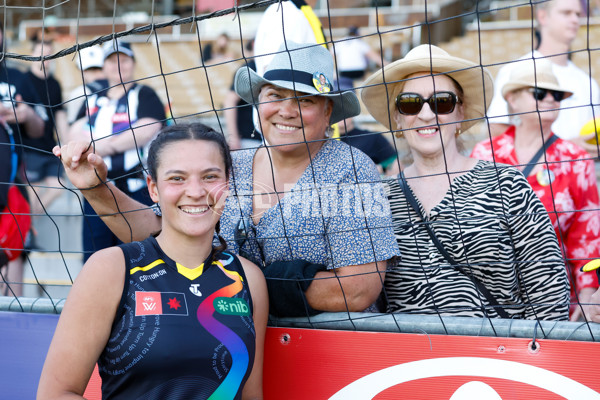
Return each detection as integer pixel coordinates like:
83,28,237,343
136,291,163,316
134,291,188,316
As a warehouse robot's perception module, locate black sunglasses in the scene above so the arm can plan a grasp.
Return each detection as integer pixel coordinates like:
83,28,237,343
527,87,566,102
395,91,460,115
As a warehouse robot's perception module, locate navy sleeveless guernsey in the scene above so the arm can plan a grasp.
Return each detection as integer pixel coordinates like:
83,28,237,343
98,236,256,399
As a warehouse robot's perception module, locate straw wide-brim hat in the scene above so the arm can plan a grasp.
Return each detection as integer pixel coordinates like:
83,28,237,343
234,41,360,125
361,44,493,132
501,58,573,100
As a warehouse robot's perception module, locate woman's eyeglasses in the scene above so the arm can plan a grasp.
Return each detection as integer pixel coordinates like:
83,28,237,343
395,91,460,115
527,87,566,102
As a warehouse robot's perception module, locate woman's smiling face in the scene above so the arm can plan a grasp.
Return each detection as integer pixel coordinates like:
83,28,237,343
257,84,332,154
147,139,229,239
393,73,465,159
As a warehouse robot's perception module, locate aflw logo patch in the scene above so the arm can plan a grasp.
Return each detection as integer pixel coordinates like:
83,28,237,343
135,291,189,316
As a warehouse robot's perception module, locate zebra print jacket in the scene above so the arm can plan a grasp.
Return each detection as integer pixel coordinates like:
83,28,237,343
384,160,570,320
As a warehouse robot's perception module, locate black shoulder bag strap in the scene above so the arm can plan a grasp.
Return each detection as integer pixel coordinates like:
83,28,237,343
398,175,510,318
521,134,559,178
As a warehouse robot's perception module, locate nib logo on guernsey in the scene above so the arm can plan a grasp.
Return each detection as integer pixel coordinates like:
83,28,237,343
214,297,251,316
135,291,189,316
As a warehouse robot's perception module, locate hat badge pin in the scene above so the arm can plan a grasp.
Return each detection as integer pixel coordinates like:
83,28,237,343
536,168,555,186
312,72,332,93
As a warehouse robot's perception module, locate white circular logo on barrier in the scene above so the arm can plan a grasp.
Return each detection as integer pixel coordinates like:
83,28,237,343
329,357,600,399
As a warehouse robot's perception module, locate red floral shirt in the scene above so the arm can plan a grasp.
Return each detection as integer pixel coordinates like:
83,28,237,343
471,126,600,294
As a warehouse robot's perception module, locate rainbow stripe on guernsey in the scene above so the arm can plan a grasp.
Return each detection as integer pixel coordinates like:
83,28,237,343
197,253,250,400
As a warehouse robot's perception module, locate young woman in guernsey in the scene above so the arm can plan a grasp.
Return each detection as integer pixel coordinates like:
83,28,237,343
37,123,268,400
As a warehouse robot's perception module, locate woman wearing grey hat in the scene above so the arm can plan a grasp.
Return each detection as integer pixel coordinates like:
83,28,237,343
219,41,400,316
472,58,600,321
362,45,569,320
54,41,400,317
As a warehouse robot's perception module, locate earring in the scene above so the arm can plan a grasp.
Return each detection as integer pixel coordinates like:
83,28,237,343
324,127,332,138
250,128,256,138
394,127,404,138
455,127,462,137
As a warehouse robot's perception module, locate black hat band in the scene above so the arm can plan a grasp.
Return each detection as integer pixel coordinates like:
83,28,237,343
263,69,314,88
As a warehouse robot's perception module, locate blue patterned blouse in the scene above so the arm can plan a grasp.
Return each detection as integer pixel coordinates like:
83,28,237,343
219,139,401,269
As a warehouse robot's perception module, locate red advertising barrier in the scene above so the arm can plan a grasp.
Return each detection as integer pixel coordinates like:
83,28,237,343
263,327,600,399
53,325,600,399
4,309,598,398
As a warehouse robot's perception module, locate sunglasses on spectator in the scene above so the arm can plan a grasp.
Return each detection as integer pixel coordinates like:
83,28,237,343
527,87,566,102
395,91,461,115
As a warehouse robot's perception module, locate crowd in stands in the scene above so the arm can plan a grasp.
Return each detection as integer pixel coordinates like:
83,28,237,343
0,0,598,396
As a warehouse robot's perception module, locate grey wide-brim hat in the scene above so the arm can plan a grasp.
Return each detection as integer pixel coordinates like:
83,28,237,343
234,41,360,125
501,58,573,100
361,44,493,132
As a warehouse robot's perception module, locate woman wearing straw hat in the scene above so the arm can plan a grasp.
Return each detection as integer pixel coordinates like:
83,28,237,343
54,41,400,317
361,45,569,320
472,58,600,321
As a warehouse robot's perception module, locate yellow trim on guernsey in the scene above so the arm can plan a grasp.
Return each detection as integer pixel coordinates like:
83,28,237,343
130,259,165,275
129,258,207,280
215,260,244,282
176,262,205,280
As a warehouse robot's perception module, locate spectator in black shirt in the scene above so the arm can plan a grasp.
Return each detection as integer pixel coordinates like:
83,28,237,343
23,37,68,216
0,26,47,165
0,26,47,296
66,45,108,124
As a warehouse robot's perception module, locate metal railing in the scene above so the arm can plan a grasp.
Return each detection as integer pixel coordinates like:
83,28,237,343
3,295,598,342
